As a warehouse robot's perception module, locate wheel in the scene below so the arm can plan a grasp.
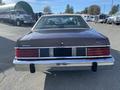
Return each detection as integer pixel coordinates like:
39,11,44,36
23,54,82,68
91,62,97,72
115,23,120,25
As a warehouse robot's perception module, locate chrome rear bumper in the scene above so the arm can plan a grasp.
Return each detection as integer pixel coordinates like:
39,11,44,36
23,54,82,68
13,57,114,73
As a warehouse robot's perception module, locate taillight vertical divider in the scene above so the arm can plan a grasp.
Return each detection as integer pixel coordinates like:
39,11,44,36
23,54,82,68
49,48,54,57
85,47,88,56
15,47,17,59
38,48,40,57
72,47,76,56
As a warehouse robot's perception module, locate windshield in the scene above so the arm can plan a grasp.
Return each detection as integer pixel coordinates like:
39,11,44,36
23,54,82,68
34,15,90,30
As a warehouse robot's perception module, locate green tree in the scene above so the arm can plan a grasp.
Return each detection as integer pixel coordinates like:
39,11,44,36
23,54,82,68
109,4,119,15
43,6,52,14
70,6,74,14
65,4,70,13
88,5,101,15
65,4,74,14
80,7,88,14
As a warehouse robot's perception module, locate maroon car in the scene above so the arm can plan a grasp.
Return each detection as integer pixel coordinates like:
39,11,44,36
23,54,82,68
13,14,114,73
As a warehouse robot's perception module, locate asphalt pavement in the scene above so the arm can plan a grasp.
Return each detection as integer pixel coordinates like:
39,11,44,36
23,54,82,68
0,22,120,90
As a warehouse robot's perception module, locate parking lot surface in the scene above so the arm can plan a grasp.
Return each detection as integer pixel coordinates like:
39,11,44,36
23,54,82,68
0,23,120,90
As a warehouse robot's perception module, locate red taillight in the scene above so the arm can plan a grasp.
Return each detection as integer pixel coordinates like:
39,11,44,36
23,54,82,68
15,48,39,57
87,47,110,56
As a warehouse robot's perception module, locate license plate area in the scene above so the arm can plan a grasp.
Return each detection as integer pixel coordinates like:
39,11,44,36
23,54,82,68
54,48,72,57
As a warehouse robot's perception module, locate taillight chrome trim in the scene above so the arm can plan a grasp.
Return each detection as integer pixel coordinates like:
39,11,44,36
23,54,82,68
15,45,110,49
38,49,40,57
72,47,76,56
15,55,112,60
49,48,54,57
15,45,111,59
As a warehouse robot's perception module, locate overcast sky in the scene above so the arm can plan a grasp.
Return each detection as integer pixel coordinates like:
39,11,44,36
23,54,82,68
2,0,120,13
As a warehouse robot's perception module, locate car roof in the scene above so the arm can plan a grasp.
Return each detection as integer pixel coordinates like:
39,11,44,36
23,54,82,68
42,14,82,17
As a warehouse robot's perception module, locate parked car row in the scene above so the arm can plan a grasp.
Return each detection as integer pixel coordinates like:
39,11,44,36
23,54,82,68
82,14,109,23
106,13,120,25
82,13,120,25
81,14,96,22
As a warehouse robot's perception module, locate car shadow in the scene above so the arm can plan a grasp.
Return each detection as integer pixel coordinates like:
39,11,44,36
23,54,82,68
44,49,120,90
0,36,15,73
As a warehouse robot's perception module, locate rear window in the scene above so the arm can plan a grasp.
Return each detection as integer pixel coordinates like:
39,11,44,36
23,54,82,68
34,15,90,30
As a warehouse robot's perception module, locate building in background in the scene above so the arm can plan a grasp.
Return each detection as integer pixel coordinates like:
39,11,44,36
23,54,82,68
0,1,35,26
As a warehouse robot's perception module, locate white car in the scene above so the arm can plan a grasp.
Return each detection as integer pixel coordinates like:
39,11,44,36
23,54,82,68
113,14,120,25
107,16,114,24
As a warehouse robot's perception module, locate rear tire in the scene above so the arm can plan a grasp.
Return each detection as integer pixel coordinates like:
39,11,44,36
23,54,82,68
116,23,120,25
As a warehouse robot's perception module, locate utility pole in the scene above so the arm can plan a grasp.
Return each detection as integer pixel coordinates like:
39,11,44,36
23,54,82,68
119,4,120,12
103,4,106,14
112,0,113,8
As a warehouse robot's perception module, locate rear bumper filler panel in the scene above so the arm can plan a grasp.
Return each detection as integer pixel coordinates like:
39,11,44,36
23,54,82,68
13,57,114,72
